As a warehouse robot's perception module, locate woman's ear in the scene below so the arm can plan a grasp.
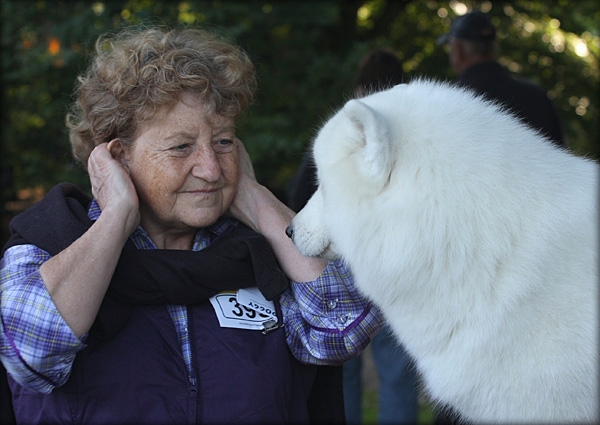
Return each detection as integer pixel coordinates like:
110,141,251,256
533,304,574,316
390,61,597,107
106,139,130,171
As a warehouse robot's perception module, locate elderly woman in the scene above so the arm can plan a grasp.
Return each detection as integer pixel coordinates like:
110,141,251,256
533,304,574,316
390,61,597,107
0,27,383,424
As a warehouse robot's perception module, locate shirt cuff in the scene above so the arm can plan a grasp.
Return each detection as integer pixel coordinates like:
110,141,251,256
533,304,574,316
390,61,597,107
281,260,384,365
1,267,84,393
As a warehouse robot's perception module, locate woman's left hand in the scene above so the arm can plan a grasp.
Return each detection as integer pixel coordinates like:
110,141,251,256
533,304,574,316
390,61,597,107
228,139,327,282
228,139,260,228
236,137,257,182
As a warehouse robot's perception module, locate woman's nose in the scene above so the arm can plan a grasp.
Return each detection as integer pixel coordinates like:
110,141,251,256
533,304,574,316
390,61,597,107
191,146,221,182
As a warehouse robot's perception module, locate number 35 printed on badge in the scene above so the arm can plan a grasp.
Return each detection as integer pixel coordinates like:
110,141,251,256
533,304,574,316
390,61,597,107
209,288,278,331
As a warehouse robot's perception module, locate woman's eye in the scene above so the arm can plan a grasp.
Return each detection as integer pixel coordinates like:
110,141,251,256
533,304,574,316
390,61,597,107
214,138,234,152
172,143,191,151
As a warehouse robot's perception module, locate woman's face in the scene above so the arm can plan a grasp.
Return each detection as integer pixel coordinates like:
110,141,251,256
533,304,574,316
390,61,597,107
122,92,238,247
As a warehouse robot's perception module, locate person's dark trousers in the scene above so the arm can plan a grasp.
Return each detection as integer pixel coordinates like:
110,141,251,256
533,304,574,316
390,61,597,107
1,365,16,425
308,365,347,424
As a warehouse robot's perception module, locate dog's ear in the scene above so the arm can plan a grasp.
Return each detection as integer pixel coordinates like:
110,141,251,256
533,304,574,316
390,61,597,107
343,99,394,189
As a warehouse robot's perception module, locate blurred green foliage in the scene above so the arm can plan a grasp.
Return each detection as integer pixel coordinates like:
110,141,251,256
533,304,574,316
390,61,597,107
2,0,599,209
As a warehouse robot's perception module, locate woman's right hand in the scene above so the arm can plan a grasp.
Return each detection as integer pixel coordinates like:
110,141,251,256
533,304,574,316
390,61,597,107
38,140,140,337
87,140,140,236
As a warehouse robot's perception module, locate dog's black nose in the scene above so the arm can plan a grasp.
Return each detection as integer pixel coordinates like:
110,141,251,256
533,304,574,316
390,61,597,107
285,225,293,239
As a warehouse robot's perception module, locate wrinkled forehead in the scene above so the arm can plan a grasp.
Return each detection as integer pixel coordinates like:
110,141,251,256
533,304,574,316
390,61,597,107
135,92,235,137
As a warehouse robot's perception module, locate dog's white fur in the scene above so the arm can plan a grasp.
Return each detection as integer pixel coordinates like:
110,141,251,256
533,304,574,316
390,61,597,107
289,79,599,423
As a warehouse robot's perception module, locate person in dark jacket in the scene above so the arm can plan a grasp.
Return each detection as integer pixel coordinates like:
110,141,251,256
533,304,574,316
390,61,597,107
434,12,565,425
437,10,565,147
0,26,384,424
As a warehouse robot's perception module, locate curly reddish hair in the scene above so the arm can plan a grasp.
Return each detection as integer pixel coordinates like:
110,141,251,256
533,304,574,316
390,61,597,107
66,26,256,165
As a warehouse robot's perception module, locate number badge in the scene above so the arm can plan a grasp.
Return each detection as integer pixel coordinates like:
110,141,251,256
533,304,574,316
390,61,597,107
209,288,278,331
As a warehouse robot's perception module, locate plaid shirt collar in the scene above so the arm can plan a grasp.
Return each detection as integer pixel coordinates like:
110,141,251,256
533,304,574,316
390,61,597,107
87,199,237,251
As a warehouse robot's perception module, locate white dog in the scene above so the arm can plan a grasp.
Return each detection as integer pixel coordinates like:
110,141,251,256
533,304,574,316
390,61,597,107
287,79,599,423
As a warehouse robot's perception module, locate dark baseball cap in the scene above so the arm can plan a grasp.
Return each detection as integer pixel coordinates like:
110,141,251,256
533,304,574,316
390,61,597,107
436,11,496,44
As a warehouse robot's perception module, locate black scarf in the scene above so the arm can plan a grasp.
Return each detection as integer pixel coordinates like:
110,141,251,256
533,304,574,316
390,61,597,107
3,183,289,340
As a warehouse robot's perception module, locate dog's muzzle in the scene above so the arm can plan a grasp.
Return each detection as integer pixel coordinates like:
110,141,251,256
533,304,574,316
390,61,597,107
285,225,293,239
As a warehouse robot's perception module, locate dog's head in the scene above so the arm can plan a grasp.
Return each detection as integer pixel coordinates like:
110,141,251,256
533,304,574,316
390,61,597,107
287,93,397,259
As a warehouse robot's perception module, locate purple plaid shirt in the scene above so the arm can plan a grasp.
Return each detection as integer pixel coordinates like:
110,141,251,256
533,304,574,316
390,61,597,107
0,200,383,393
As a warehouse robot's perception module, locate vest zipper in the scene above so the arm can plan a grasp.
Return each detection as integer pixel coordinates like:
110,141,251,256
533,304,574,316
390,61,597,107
186,306,199,424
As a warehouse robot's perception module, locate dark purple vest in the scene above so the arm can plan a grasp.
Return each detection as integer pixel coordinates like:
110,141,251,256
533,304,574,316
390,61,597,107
9,301,317,424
